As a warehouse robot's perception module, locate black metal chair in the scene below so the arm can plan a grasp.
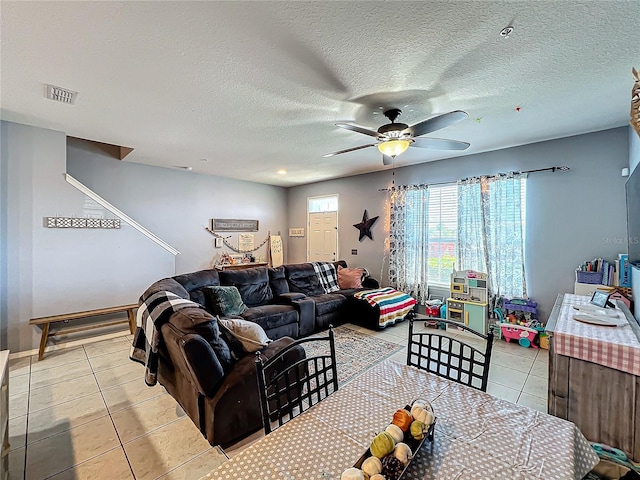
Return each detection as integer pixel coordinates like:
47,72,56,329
407,316,494,392
255,326,338,434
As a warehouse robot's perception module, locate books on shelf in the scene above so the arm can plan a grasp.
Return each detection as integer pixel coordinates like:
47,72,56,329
619,254,632,287
577,254,633,287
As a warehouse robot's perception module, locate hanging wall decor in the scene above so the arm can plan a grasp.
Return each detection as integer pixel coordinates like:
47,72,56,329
353,210,379,241
632,67,640,137
209,218,258,232
43,216,120,229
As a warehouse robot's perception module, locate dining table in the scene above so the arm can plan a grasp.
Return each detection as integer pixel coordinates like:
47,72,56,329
203,359,599,480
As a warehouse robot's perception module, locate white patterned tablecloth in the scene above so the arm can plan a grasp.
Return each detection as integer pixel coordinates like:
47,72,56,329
203,360,598,480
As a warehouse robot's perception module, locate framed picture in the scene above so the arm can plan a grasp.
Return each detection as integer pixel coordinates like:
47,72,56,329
590,290,611,308
289,227,304,237
214,237,223,248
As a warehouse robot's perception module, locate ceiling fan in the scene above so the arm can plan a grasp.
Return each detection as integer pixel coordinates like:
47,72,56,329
323,108,470,165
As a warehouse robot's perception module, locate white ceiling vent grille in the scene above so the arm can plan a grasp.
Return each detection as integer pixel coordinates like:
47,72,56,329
44,84,77,104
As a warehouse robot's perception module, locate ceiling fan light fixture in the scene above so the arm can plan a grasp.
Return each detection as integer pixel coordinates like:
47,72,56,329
377,139,410,157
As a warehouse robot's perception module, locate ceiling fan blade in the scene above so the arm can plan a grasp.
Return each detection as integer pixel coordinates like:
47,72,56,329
335,122,381,138
382,155,394,166
412,137,471,151
322,143,376,157
408,110,469,137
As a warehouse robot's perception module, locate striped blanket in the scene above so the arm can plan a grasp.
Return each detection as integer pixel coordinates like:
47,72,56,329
354,287,417,328
130,291,204,386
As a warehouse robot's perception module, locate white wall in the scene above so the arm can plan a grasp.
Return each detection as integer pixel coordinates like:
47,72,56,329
1,121,175,353
66,138,289,275
288,127,630,320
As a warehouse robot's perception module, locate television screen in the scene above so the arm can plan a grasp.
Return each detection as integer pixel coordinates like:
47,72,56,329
627,166,640,265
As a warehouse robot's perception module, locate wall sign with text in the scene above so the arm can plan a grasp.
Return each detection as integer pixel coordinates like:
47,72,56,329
209,218,258,232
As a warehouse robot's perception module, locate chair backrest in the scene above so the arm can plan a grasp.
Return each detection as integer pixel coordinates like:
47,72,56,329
255,327,338,434
407,317,494,392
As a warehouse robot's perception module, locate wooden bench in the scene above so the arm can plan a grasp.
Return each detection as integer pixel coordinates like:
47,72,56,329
29,304,138,361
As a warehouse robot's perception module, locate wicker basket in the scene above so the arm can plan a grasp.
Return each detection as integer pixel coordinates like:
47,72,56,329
575,270,604,284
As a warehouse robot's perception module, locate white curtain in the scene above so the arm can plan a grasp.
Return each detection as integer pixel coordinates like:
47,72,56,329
388,187,430,304
457,174,527,298
457,179,486,274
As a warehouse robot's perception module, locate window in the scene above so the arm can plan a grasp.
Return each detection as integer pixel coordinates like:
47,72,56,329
427,184,458,285
403,180,526,287
308,195,338,213
400,184,457,289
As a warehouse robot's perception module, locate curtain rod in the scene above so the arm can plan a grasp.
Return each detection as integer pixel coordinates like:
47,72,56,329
378,165,570,192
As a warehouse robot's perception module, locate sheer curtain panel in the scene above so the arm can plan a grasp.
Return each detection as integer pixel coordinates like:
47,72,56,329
457,174,527,298
388,187,430,305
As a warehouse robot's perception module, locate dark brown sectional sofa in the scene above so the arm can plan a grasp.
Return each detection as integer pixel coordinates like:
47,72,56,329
140,260,379,447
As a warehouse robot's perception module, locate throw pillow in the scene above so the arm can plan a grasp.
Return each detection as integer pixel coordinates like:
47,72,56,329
218,317,271,353
203,286,248,317
337,265,364,289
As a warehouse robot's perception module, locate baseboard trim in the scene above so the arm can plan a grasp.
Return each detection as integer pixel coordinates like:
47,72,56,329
8,330,131,360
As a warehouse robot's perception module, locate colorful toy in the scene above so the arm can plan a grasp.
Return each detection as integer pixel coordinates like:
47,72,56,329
539,332,549,350
500,324,539,348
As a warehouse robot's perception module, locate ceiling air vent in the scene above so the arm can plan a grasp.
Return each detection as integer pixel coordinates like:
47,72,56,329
44,84,78,105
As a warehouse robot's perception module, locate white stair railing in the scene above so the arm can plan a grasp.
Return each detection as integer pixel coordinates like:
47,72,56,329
64,174,179,255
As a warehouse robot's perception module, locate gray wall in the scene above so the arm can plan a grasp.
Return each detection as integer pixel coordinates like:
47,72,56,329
1,121,175,353
67,138,289,275
631,126,640,174
0,123,8,350
288,127,630,320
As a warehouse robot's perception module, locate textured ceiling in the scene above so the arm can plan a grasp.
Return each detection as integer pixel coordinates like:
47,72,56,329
1,1,639,186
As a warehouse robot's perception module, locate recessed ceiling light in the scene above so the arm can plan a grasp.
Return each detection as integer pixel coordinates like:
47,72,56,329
277,169,287,175
500,25,514,38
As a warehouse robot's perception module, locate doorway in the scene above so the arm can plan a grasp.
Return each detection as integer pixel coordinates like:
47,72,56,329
307,195,338,262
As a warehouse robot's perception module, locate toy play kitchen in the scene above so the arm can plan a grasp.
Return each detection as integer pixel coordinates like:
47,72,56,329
446,269,489,335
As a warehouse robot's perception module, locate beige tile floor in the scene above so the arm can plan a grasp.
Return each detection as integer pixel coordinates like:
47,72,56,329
7,336,227,480
7,322,548,479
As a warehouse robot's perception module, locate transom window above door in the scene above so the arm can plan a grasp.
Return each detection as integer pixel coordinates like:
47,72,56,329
308,195,338,213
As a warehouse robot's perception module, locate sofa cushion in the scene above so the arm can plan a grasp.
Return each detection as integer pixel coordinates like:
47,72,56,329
335,288,362,298
218,318,271,353
168,308,235,373
284,263,324,296
173,269,221,307
219,267,274,307
268,266,290,296
309,293,347,316
240,304,299,332
204,286,248,316
337,265,364,289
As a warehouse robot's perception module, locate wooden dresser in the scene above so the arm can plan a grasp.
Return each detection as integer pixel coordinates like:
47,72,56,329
546,294,640,462
0,350,9,480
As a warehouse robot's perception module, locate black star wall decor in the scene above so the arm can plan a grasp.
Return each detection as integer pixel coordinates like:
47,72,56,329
353,210,379,241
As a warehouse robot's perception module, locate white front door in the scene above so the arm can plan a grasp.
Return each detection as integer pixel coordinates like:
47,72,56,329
308,211,338,262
